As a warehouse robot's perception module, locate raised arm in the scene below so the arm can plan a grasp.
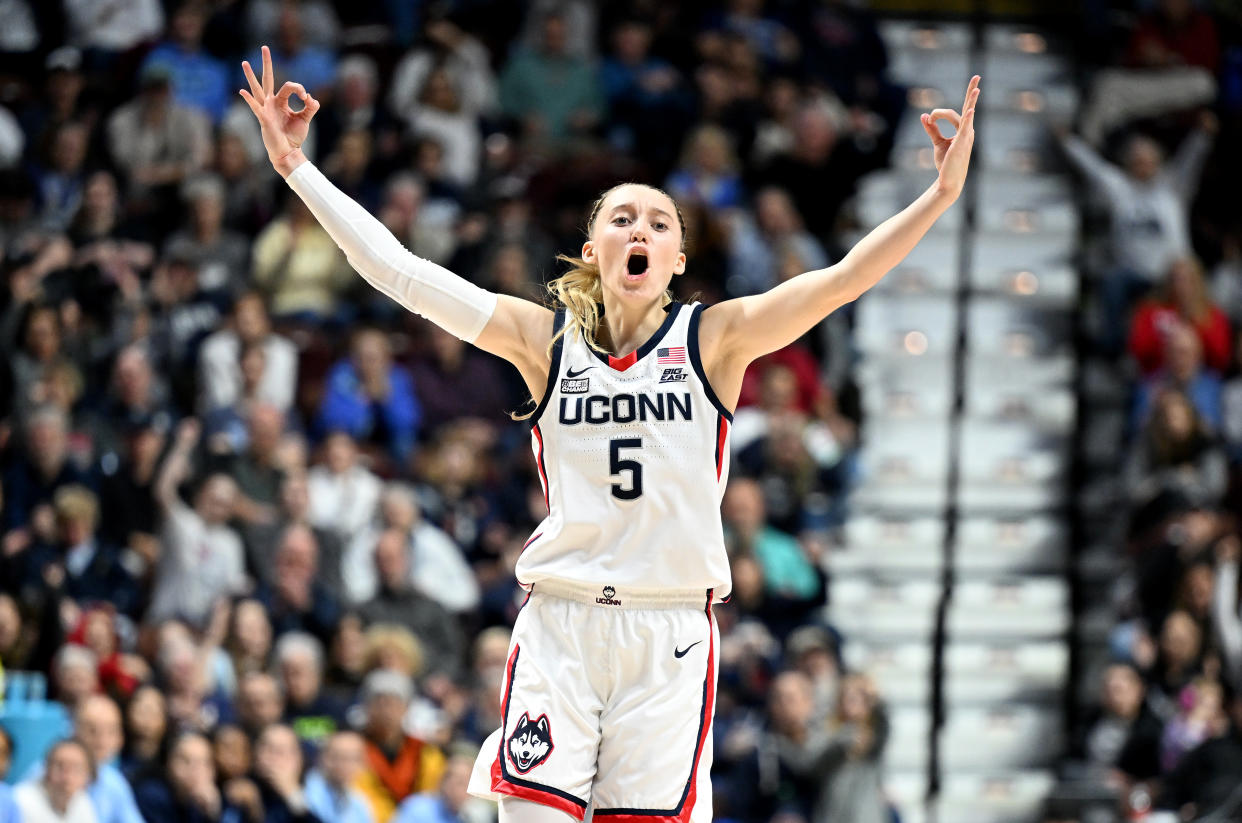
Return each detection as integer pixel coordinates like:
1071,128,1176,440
239,47,552,392
701,76,980,389
155,419,200,512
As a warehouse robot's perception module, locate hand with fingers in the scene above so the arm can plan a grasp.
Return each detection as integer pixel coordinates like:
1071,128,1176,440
239,45,322,178
919,75,981,200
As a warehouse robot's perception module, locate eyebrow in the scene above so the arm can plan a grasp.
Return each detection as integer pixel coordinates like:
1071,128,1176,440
609,203,674,221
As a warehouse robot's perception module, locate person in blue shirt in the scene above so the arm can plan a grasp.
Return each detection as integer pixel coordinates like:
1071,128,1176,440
25,695,146,823
140,4,229,123
304,732,373,823
392,752,474,823
316,329,421,465
0,725,19,823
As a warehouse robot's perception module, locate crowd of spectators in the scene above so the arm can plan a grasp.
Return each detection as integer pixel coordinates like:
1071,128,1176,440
1060,0,1242,820
0,2,893,823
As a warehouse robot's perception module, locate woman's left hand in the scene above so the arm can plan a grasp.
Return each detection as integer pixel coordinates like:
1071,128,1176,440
919,75,980,199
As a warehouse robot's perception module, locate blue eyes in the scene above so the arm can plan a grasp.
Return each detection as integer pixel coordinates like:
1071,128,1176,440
611,216,668,231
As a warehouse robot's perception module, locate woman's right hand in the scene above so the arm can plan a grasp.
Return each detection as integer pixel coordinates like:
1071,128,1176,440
239,45,321,178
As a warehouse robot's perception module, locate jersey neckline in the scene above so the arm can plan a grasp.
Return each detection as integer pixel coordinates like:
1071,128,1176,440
589,302,681,372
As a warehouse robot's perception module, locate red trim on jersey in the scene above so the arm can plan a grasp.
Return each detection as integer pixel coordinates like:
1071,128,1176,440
522,532,543,550
490,643,588,821
714,415,729,481
532,425,549,510
608,350,638,371
592,592,716,823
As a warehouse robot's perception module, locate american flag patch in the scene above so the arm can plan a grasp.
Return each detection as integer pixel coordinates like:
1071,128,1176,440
657,346,686,364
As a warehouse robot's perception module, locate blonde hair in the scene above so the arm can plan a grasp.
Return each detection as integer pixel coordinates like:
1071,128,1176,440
547,182,687,357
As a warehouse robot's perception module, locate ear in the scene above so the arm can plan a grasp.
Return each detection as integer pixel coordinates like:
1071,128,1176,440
673,251,686,276
537,716,549,734
517,712,530,728
582,240,596,265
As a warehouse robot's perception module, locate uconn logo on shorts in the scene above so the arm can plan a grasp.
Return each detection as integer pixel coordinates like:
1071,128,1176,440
596,585,622,606
507,713,553,773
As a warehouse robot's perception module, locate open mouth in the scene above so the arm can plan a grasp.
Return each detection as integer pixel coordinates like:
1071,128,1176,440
626,249,649,277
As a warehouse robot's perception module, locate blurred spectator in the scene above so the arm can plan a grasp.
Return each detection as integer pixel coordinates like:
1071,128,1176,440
307,431,381,544
5,303,76,425
234,672,284,740
119,686,166,779
359,529,464,681
304,731,373,823
785,624,841,721
164,176,251,298
31,122,90,233
19,48,94,160
15,738,97,823
600,17,691,173
274,632,344,749
1157,687,1242,817
3,405,92,538
1133,325,1223,433
63,0,163,54
355,670,445,823
134,731,234,823
390,18,497,123
140,3,229,124
407,327,508,434
726,477,814,595
400,70,481,190
1130,257,1230,376
245,0,340,52
1074,662,1163,783
21,485,141,619
52,644,100,712
89,345,172,463
1213,535,1242,688
390,749,476,823
323,613,368,704
665,124,744,210
249,724,318,822
322,130,383,213
210,129,275,232
1059,114,1216,334
198,293,298,416
1150,610,1206,718
317,56,401,165
727,186,828,296
66,695,143,823
254,524,340,644
1160,677,1225,772
251,193,355,322
211,724,251,785
149,420,247,628
317,329,421,465
1125,389,1226,508
221,598,273,697
754,97,880,243
245,10,338,98
730,670,888,823
343,484,479,614
244,471,346,601
105,65,211,208
499,11,604,148
208,403,286,528
1126,0,1220,73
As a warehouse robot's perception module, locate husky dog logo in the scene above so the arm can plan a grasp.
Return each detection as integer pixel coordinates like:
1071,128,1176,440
507,713,553,774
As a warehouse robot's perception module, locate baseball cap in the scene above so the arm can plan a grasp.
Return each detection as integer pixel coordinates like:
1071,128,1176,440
45,47,82,74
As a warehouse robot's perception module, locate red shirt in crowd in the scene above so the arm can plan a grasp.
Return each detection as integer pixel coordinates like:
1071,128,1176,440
1128,300,1232,375
1125,9,1220,73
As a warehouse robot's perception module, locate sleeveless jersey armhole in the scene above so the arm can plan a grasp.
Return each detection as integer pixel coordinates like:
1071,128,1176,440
529,309,567,424
687,303,734,422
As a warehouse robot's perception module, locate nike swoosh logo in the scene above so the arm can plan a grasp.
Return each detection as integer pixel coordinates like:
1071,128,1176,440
674,641,702,658
565,366,595,378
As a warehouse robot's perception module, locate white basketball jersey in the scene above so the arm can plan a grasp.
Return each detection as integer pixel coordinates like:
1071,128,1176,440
516,302,733,600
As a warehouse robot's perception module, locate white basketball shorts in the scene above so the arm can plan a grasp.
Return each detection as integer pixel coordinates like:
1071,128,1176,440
468,580,720,823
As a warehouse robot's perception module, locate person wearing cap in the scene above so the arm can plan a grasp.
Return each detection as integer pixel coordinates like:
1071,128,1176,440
105,61,210,205
355,670,445,823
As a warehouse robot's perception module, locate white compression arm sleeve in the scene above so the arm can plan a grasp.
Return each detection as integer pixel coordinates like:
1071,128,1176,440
285,162,497,342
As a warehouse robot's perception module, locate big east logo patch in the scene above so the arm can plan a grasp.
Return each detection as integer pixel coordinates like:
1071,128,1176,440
507,713,553,773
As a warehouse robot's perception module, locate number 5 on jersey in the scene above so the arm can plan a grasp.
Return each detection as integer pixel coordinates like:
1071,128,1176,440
609,438,642,500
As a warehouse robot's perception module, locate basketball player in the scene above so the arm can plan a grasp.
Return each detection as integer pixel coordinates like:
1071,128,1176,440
241,46,979,823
